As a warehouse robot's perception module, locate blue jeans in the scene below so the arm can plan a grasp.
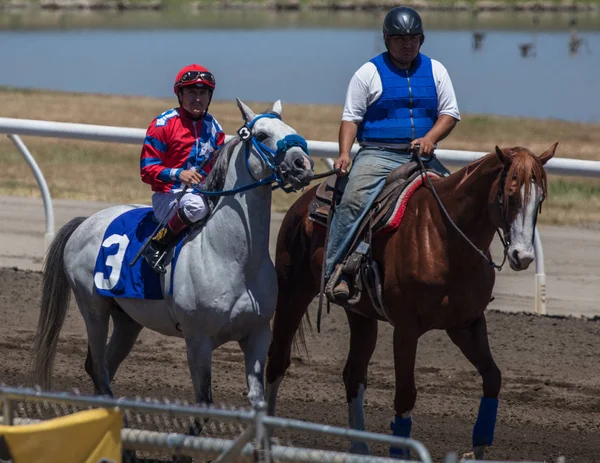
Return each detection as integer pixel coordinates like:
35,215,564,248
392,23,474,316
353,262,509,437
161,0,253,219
324,148,449,278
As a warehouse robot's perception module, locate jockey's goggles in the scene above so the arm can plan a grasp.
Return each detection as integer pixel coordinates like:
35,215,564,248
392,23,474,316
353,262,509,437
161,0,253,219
178,71,215,87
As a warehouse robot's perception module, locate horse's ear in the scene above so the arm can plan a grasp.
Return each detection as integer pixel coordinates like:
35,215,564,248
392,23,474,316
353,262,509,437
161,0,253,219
495,146,511,166
272,100,283,117
539,142,558,165
236,98,256,123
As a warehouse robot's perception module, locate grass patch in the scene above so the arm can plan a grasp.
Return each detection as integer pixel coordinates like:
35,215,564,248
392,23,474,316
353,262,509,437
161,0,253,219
1,88,599,226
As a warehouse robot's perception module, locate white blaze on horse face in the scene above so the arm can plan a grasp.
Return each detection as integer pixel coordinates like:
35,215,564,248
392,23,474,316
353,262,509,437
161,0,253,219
507,183,541,271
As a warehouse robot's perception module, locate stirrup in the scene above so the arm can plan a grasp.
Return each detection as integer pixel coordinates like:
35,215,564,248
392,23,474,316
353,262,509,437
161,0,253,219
332,279,351,301
143,243,168,274
325,264,346,303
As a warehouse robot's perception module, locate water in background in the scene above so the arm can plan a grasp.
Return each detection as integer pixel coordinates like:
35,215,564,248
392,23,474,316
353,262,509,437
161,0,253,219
1,10,598,122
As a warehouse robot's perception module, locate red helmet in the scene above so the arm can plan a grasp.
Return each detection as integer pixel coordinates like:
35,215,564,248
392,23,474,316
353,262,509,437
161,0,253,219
173,64,216,96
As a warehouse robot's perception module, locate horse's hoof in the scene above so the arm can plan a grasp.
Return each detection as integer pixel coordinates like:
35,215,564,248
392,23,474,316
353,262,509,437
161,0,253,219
460,446,486,461
473,445,486,459
460,451,475,461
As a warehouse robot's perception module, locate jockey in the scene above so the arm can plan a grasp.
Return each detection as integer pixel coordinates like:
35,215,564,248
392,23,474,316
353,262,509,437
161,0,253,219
140,64,225,274
325,6,461,301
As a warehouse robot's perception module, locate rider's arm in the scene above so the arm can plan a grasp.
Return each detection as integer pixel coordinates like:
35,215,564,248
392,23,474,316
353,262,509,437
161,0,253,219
140,120,180,185
423,115,457,144
339,121,358,158
336,63,381,173
413,60,460,154
431,59,460,142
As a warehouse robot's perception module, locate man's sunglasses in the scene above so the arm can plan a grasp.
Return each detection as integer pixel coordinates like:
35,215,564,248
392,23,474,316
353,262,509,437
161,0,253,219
178,71,215,85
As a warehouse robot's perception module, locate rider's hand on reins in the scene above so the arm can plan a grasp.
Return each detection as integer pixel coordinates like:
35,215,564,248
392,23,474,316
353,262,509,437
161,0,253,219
334,152,352,176
179,169,203,186
410,137,435,157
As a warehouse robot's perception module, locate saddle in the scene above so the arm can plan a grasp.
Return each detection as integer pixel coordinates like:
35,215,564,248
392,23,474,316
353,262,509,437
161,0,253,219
309,161,423,232
309,161,443,318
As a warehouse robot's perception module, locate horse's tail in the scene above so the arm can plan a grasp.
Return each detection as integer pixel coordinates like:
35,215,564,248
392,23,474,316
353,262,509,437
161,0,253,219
31,216,87,390
292,218,313,359
281,190,318,361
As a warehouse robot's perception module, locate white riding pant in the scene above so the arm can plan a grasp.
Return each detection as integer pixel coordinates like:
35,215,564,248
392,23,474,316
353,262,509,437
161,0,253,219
151,190,209,223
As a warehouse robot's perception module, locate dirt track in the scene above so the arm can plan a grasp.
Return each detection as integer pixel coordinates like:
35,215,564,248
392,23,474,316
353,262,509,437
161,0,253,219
1,197,600,462
1,266,600,462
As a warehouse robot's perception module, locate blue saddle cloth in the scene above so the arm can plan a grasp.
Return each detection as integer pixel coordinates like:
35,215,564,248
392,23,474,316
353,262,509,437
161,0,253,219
93,207,183,300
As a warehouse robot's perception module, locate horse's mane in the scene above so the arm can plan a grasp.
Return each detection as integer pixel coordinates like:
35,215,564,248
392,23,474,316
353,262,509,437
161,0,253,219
502,147,548,211
202,136,241,198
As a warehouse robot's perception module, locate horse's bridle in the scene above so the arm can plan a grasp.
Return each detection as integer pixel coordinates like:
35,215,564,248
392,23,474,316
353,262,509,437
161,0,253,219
414,145,511,271
193,113,311,197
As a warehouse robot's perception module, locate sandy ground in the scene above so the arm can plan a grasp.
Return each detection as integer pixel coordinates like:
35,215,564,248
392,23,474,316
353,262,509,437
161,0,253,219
1,196,600,462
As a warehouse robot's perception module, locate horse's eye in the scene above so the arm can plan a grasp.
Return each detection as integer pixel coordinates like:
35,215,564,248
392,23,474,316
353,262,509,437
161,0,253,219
256,132,268,142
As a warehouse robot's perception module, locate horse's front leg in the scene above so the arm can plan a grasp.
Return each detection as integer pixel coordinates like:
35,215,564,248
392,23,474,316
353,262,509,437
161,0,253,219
239,322,272,407
344,310,378,455
391,327,419,459
239,322,271,454
446,313,501,460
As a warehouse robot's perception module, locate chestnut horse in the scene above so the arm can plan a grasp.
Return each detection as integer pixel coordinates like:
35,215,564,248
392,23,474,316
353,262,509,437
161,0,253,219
265,144,557,459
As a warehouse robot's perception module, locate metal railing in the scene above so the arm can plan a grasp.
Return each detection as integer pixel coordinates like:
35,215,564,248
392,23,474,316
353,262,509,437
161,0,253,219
0,386,432,463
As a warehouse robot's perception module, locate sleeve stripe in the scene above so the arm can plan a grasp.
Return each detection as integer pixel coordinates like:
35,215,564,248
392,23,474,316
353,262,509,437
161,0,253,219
157,168,173,182
140,157,162,168
144,136,168,153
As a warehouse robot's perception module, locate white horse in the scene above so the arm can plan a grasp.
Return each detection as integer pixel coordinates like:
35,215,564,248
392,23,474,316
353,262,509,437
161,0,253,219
32,99,314,409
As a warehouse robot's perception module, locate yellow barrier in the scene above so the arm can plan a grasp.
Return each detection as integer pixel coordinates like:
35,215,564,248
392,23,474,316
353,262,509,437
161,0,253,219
0,408,122,463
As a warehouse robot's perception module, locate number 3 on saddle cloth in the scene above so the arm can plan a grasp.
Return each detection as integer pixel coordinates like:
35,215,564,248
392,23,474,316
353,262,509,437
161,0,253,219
93,208,186,299
309,161,442,313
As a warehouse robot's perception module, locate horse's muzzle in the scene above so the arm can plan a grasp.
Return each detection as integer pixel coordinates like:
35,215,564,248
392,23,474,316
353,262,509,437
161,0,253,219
281,152,314,189
508,247,534,270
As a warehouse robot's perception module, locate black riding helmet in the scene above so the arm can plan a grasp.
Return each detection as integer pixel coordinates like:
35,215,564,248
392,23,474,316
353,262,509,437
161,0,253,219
383,6,424,37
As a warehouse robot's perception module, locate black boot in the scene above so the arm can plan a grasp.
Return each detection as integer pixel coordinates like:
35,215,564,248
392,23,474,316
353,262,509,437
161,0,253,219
143,209,192,274
143,225,179,274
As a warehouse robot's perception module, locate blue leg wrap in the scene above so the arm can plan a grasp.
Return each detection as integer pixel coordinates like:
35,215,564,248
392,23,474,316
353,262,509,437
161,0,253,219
389,415,412,459
472,397,499,447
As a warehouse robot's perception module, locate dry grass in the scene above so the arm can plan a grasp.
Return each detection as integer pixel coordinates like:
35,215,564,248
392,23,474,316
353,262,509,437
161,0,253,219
1,88,599,225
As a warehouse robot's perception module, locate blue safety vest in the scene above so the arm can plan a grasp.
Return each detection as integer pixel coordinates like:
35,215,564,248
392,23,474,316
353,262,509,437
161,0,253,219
358,52,438,145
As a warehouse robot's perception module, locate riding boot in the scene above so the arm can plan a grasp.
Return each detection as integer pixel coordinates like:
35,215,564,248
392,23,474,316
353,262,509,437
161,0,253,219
332,274,352,301
143,209,191,274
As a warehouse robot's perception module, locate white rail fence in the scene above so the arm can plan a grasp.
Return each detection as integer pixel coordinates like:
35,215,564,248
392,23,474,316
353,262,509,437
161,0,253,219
2,116,600,316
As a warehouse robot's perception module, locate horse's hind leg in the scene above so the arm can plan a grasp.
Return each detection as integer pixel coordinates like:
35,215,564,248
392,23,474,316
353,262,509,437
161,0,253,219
446,313,501,460
183,333,213,440
184,333,213,406
105,304,142,463
106,304,143,383
75,291,113,396
344,310,378,455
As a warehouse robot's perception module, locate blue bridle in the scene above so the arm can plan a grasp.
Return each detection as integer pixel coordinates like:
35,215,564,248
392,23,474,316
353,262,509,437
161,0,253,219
194,113,310,197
